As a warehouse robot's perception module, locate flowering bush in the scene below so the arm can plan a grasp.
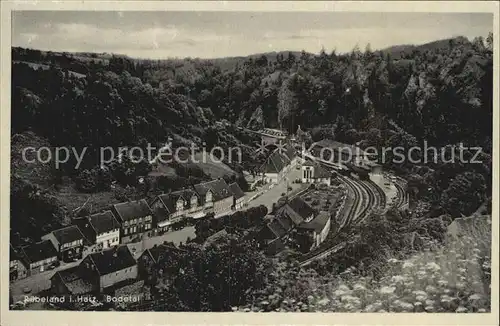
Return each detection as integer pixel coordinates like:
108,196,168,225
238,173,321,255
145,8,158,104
236,232,491,313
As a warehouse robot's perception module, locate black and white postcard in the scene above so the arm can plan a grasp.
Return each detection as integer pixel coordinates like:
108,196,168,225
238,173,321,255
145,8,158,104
1,1,498,325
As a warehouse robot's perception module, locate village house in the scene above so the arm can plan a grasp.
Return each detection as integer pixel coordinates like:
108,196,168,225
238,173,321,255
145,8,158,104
229,182,245,210
41,225,85,262
75,210,121,252
18,240,58,275
150,189,203,232
256,197,328,254
52,245,137,295
10,244,28,281
296,211,332,249
256,214,291,247
80,246,138,292
278,196,316,225
255,217,290,256
51,265,94,296
301,160,332,186
137,243,184,286
112,199,153,243
259,149,292,184
194,178,233,216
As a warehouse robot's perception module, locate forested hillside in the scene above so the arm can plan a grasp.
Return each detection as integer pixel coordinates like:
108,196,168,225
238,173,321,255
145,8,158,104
10,34,493,245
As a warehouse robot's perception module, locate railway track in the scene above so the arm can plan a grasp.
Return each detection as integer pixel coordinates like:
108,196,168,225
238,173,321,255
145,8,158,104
298,160,389,267
393,181,408,208
366,179,387,209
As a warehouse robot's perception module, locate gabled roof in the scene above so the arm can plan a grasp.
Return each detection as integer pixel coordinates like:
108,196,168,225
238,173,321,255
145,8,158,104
157,189,200,214
260,150,290,174
194,179,233,201
229,182,245,200
275,213,294,232
151,201,170,224
193,182,212,197
142,244,183,264
88,246,136,275
286,197,316,220
267,219,288,238
298,211,331,233
88,211,121,235
20,240,58,264
302,160,315,167
52,266,93,295
276,205,304,226
257,222,274,238
51,225,85,244
113,199,152,222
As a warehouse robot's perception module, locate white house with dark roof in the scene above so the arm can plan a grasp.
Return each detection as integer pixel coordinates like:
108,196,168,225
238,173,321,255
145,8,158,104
75,210,121,252
151,178,234,230
41,225,85,262
301,160,332,186
112,199,153,244
259,149,293,184
80,246,138,292
193,178,233,216
297,211,331,248
150,189,204,231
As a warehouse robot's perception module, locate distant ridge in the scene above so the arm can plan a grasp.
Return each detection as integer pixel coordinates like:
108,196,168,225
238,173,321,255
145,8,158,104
380,36,471,59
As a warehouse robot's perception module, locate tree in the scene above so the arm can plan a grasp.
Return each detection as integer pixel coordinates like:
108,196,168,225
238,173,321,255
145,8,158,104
440,171,487,218
170,234,269,311
277,79,298,131
486,32,493,52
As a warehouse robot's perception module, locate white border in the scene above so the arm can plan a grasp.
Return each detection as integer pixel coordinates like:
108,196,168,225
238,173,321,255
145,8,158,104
1,1,498,325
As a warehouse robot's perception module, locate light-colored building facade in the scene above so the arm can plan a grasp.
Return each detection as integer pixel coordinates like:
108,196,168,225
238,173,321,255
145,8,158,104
75,210,121,252
260,149,294,184
296,211,332,249
194,179,233,217
301,161,332,186
80,246,138,292
112,200,153,243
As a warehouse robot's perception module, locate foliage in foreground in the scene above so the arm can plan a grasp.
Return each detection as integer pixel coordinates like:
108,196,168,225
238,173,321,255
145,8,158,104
235,216,491,313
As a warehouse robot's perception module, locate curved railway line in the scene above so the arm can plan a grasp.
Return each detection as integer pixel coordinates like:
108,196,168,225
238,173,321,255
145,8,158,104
299,165,387,266
393,179,409,209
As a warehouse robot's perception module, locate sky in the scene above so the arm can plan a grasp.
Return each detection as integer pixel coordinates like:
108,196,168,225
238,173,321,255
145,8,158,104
12,11,493,59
